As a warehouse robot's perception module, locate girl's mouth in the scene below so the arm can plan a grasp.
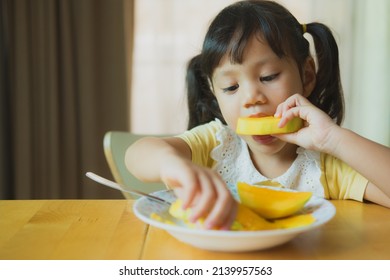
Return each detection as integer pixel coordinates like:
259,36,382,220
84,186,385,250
252,135,277,145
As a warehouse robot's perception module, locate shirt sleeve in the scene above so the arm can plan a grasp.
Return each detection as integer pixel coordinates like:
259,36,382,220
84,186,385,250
175,121,221,168
320,153,368,201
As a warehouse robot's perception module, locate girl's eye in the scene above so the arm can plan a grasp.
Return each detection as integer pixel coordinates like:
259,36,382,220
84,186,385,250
260,73,279,82
222,84,239,93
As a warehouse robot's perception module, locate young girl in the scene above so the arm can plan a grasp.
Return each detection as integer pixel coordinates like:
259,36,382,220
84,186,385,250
125,0,390,229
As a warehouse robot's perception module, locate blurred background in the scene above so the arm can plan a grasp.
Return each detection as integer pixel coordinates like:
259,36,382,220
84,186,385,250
1,0,389,199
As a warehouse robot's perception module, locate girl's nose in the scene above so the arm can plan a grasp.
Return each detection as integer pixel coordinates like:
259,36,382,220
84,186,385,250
243,85,267,108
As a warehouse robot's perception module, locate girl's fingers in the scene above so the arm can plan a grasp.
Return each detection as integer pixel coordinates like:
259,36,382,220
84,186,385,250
282,106,310,125
184,168,235,229
179,175,200,209
275,94,310,118
203,175,235,228
189,172,216,222
206,197,237,229
161,164,201,209
163,162,235,230
275,95,314,128
274,94,299,117
218,201,238,230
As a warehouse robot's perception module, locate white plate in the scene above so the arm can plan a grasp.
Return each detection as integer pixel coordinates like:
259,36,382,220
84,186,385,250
133,190,336,252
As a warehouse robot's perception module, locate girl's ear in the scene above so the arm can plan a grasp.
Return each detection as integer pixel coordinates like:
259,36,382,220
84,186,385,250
302,57,316,98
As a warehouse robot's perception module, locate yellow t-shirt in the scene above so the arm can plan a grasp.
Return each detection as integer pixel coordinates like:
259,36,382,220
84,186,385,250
177,120,368,201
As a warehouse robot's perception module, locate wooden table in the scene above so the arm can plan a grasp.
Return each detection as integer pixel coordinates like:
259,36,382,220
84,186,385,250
1,199,389,260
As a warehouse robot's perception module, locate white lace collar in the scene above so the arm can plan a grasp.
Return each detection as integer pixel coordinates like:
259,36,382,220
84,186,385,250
210,120,324,199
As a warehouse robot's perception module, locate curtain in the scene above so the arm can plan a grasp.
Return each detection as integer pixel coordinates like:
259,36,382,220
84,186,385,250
347,0,390,145
0,0,132,199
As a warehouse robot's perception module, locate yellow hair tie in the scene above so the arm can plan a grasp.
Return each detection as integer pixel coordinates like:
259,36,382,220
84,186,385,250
301,24,307,34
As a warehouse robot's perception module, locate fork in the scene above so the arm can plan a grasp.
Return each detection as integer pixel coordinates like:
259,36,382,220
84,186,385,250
85,172,171,206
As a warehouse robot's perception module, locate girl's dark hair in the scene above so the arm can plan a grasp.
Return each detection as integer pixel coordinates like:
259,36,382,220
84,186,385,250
186,0,344,129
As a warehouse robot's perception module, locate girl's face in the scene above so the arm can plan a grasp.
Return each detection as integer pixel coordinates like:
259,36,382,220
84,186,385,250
211,35,315,156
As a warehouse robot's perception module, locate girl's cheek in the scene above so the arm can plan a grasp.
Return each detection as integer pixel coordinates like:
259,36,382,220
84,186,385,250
224,114,240,131
217,106,235,129
215,93,241,129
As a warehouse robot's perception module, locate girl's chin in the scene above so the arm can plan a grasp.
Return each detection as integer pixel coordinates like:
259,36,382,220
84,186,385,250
251,135,278,145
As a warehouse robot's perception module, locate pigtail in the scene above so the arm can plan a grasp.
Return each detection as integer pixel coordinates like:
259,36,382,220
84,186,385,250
186,54,225,129
306,23,344,125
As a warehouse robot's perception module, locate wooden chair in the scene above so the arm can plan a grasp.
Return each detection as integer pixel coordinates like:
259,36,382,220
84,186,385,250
103,131,167,199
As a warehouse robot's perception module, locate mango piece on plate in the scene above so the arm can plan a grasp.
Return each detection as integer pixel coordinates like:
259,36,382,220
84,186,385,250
169,199,276,231
151,198,315,231
237,182,312,219
232,203,277,230
272,213,315,229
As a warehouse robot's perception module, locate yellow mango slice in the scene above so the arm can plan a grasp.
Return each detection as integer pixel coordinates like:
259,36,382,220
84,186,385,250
168,199,276,231
230,203,277,230
272,213,315,229
150,213,176,225
150,198,315,231
236,116,303,135
168,199,205,229
237,182,312,219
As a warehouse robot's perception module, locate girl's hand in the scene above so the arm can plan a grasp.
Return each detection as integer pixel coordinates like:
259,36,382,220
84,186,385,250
160,156,237,230
274,94,340,154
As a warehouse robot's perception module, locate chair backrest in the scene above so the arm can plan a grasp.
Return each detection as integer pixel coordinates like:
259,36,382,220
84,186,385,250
103,131,167,199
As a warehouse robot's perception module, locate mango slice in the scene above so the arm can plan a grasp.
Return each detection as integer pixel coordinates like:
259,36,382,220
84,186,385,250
272,213,315,229
150,212,175,225
168,199,205,229
236,116,303,135
237,182,312,219
232,202,277,230
150,198,315,231
168,199,276,231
